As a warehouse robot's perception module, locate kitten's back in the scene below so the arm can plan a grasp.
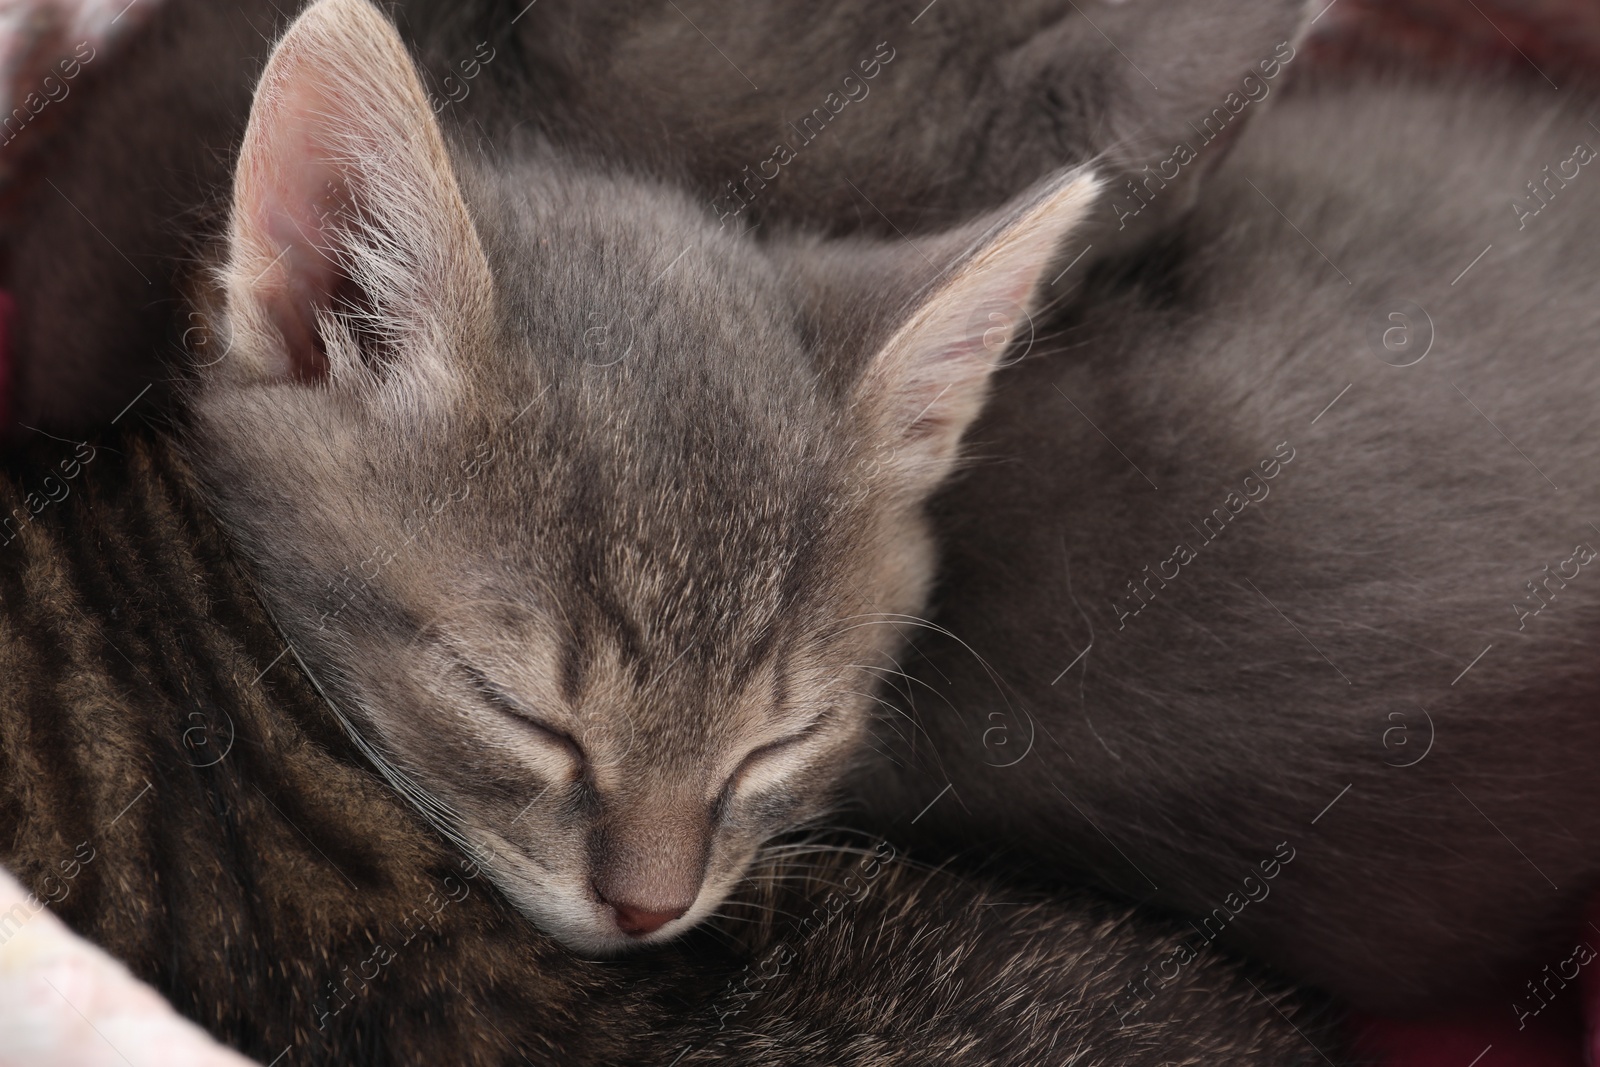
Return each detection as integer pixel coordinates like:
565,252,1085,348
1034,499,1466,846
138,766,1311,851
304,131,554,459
857,77,1600,1011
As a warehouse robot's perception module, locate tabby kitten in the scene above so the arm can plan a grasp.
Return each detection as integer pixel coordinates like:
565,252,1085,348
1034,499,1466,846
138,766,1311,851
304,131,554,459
180,0,1101,955
1,0,1306,432
853,74,1600,1013
0,428,1337,1066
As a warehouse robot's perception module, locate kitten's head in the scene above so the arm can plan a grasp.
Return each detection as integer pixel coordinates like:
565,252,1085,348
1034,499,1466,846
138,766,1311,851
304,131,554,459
186,0,1095,953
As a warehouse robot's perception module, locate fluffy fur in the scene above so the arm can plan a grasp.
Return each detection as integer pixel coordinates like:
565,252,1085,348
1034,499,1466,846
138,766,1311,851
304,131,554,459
853,75,1600,1013
403,0,1308,235
0,423,1336,1064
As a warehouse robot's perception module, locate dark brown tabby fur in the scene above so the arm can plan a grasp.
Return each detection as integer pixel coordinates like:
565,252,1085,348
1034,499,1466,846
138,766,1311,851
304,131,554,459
0,427,1334,1064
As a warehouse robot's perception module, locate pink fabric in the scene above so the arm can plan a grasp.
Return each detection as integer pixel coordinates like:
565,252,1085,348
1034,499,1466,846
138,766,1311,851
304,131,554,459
1586,899,1600,1066
0,289,12,433
0,866,258,1066
1354,1004,1584,1067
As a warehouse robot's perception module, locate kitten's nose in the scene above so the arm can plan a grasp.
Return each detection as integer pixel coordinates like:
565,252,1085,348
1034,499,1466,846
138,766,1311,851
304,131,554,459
592,802,709,937
604,898,689,937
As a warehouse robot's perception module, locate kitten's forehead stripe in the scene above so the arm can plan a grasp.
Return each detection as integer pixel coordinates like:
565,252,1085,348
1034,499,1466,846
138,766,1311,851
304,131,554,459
557,623,585,705
566,526,649,677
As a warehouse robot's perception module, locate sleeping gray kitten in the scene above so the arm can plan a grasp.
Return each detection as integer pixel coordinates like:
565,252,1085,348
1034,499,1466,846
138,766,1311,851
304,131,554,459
403,0,1307,236
853,74,1600,1013
182,0,1098,954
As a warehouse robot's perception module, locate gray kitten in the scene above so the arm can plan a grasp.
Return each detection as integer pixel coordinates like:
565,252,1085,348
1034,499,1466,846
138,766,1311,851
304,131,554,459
2,0,1306,431
854,74,1600,1014
182,0,1097,953
404,0,1306,236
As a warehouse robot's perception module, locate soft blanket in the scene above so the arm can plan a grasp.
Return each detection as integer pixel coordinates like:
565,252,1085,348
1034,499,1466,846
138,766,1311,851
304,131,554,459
0,866,256,1066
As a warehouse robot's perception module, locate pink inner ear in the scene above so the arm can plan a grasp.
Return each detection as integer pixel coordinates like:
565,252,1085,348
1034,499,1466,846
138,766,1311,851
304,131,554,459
899,272,1039,441
259,211,338,382
236,84,358,383
224,0,491,390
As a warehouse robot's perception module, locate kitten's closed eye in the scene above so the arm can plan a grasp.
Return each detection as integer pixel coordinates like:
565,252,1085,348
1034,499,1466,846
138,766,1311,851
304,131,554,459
727,711,832,794
460,664,586,770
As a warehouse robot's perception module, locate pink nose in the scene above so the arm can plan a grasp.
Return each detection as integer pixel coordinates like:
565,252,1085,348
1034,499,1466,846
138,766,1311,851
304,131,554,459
606,900,688,937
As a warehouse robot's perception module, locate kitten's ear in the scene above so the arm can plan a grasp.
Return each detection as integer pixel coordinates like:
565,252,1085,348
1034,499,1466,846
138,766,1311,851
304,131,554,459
219,0,491,388
848,169,1100,497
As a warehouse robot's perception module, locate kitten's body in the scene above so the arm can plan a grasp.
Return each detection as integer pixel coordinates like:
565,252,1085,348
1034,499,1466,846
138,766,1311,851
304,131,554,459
403,0,1305,235
1,0,1305,431
0,427,1333,1065
856,77,1600,1012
